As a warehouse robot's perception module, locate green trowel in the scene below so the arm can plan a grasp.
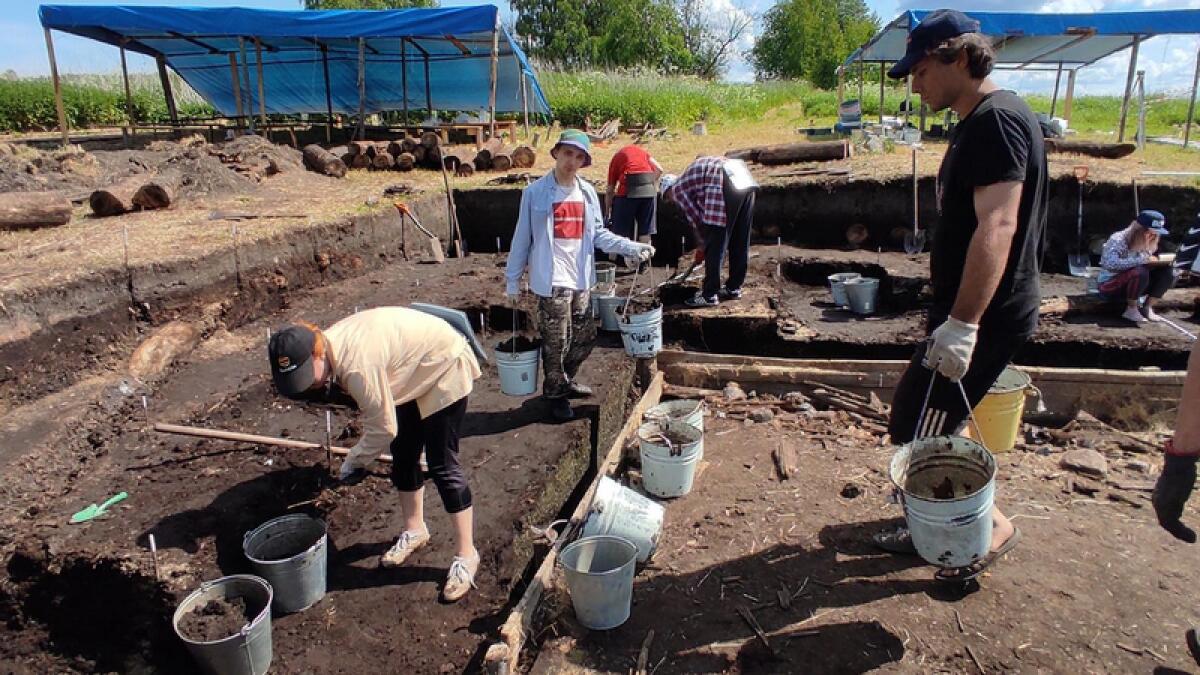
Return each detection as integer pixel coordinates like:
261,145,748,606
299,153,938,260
70,492,128,524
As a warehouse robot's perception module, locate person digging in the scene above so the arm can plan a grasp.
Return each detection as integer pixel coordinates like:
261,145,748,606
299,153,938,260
1097,210,1176,325
872,9,1046,581
505,130,654,422
268,307,482,602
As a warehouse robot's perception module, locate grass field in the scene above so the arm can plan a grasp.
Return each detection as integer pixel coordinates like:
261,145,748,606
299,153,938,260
0,69,1196,141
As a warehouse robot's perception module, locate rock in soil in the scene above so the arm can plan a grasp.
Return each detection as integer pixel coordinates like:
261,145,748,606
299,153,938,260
840,483,863,499
748,407,775,423
1125,460,1152,474
178,596,257,643
1060,447,1109,479
723,381,747,401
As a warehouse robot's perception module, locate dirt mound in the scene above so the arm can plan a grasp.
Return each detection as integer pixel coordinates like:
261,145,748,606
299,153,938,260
207,134,304,181
0,145,102,193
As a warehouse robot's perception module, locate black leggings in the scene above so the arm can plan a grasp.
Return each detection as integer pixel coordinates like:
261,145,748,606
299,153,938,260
389,397,472,514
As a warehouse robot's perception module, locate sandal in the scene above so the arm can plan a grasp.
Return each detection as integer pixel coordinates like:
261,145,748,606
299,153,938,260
872,527,918,555
934,527,1023,582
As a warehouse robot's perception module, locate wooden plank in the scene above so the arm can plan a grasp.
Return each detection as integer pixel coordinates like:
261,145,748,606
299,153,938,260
488,372,664,674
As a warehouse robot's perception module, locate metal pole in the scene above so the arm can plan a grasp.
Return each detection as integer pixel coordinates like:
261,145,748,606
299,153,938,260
156,55,178,128
44,28,69,147
119,40,135,145
228,53,243,129
1136,70,1146,151
357,38,366,141
424,54,432,119
1117,36,1141,142
520,70,530,138
239,37,254,133
1049,61,1063,118
401,39,409,124
321,45,333,144
255,38,267,127
1064,68,1077,125
488,26,500,139
1185,43,1200,148
879,62,885,125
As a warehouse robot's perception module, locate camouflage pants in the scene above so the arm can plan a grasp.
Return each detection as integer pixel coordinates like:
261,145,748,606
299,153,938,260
537,287,595,399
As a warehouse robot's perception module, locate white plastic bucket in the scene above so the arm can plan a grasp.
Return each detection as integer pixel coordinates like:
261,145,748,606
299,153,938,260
558,535,639,630
591,284,615,319
618,306,663,358
828,272,861,308
581,476,664,562
844,277,880,315
890,436,997,569
644,399,704,459
495,346,540,396
638,419,704,498
595,262,617,286
1085,267,1102,296
597,295,625,332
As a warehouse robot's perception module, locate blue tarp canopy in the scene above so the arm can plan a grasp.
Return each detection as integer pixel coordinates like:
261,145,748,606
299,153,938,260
38,4,551,118
845,9,1200,70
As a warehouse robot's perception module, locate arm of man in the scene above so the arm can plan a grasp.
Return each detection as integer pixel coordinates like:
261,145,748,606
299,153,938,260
950,181,1024,324
504,190,534,296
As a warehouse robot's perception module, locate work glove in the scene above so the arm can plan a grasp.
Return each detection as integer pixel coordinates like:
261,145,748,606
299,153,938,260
634,244,655,262
923,317,978,382
337,457,363,481
1154,442,1198,543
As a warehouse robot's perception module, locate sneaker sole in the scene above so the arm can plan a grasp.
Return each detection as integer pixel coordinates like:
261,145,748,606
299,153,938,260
380,539,429,568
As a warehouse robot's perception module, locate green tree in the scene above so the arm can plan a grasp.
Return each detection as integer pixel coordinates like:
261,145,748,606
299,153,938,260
752,0,878,88
510,0,691,71
302,0,437,9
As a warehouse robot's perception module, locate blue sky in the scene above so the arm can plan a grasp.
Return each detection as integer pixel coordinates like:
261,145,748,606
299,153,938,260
6,0,1200,96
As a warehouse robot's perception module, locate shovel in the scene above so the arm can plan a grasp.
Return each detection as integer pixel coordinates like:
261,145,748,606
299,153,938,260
394,202,445,263
71,491,128,524
1067,166,1091,277
904,146,926,254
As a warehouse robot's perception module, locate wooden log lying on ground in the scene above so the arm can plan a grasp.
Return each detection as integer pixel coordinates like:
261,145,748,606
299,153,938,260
474,138,505,171
1045,139,1137,160
401,137,419,154
423,145,443,169
350,153,371,170
420,131,441,150
0,191,72,230
387,140,405,157
372,153,395,170
90,176,143,217
511,145,536,169
302,144,348,178
441,147,475,173
456,162,475,178
491,149,514,172
328,145,349,158
133,170,180,210
349,140,375,157
729,140,851,166
395,152,416,171
412,145,427,164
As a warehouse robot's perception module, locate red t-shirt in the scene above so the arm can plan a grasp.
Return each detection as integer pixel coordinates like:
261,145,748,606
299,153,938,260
607,146,656,197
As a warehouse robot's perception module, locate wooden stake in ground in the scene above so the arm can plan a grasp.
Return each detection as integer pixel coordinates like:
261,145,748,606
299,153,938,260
0,191,72,230
440,158,465,257
772,443,798,480
325,410,334,475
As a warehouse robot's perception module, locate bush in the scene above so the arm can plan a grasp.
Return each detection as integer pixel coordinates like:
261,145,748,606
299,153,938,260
0,77,214,132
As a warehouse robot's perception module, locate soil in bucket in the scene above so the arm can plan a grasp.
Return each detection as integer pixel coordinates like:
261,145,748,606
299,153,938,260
495,336,540,353
178,596,257,642
901,438,990,500
623,297,662,316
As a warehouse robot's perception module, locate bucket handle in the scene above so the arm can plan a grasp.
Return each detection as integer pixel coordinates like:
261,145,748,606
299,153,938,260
530,519,569,545
901,367,993,480
651,431,680,457
1025,384,1047,413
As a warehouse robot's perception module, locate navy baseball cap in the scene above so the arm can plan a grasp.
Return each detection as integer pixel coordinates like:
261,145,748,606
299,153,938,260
1136,209,1168,235
269,325,316,397
888,9,982,79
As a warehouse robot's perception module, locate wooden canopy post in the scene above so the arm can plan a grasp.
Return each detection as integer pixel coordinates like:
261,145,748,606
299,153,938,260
903,75,912,128
119,39,135,146
1185,43,1200,148
357,38,366,141
1064,68,1077,125
1117,35,1141,143
879,62,885,125
488,26,500,139
1049,62,1063,118
43,28,69,147
239,37,254,133
424,53,432,119
156,55,179,128
401,39,409,124
321,44,333,144
1136,70,1146,150
228,53,244,128
520,70,530,138
255,38,267,127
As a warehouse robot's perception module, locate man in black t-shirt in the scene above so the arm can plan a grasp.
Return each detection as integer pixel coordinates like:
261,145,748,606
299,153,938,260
875,9,1047,580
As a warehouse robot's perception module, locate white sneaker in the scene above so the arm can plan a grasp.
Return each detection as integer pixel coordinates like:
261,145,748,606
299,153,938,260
1122,307,1148,324
1142,305,1163,322
380,527,430,568
442,552,479,602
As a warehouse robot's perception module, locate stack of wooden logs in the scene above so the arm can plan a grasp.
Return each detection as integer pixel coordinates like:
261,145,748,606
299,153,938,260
318,133,536,177
88,170,181,218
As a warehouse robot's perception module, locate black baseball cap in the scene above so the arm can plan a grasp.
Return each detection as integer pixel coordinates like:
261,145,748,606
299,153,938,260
268,325,316,398
888,9,982,79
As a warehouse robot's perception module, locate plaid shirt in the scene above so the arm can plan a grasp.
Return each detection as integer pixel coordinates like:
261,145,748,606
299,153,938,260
668,156,727,230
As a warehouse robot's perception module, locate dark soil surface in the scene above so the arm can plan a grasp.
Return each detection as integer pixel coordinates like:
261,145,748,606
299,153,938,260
178,596,258,643
497,336,541,353
529,397,1200,674
0,254,637,674
660,245,1198,369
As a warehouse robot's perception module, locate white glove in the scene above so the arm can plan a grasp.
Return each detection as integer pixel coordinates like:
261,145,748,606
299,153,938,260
337,457,361,481
923,317,978,382
635,244,655,262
